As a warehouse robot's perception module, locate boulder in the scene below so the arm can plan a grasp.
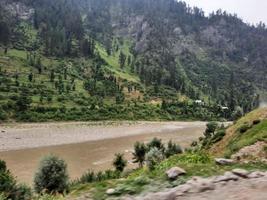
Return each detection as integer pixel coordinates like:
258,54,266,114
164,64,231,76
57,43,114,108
213,171,239,183
187,177,215,193
166,167,186,180
232,169,250,178
248,171,265,179
106,188,116,195
215,158,235,165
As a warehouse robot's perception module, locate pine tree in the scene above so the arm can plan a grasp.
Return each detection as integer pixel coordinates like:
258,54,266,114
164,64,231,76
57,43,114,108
119,51,126,68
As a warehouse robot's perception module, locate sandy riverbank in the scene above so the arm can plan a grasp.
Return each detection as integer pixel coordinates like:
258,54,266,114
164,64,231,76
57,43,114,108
0,121,206,152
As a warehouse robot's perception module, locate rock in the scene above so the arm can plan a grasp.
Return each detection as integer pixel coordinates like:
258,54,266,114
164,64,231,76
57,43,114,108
248,171,265,179
1,130,6,133
232,169,250,178
213,172,239,183
215,158,235,165
187,177,215,193
166,167,186,180
175,184,191,196
106,188,116,195
138,189,177,200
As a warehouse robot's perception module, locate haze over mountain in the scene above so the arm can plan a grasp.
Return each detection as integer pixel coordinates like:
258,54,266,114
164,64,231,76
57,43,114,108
184,0,267,25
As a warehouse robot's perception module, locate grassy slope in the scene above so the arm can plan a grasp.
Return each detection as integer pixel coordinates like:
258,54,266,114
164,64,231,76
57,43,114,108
0,39,141,110
67,152,267,200
210,107,267,157
65,108,267,199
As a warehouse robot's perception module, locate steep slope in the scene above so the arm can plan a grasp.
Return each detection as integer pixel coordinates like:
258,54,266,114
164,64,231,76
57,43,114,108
210,107,267,158
0,0,266,122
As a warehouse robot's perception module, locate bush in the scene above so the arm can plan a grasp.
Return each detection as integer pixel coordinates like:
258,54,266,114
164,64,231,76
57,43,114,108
253,119,261,125
204,122,218,138
0,109,7,121
165,140,182,158
132,142,146,167
147,138,165,152
12,184,32,200
211,129,226,143
0,193,6,200
239,124,251,133
0,160,6,172
0,160,31,200
146,147,164,170
79,170,95,184
34,155,69,194
0,170,16,196
113,153,127,172
232,106,244,121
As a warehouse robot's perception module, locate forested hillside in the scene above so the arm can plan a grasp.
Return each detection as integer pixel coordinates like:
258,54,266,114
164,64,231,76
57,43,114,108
0,0,266,122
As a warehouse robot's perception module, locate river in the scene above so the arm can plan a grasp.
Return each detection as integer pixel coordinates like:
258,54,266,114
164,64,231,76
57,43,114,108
0,121,206,184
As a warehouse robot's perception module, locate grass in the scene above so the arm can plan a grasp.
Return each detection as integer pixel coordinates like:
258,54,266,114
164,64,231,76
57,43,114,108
210,107,267,156
68,152,267,200
95,40,140,83
224,119,267,157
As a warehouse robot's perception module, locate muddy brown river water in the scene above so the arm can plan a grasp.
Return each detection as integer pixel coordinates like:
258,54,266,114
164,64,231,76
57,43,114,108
0,121,206,185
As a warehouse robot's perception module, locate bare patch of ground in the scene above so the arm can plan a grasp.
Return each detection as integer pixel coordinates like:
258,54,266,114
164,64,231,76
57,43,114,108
231,141,267,162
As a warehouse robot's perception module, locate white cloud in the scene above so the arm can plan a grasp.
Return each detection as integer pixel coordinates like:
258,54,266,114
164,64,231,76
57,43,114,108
182,0,267,25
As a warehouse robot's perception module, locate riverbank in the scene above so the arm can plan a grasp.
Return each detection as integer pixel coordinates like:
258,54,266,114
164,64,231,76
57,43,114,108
0,121,206,184
0,121,206,152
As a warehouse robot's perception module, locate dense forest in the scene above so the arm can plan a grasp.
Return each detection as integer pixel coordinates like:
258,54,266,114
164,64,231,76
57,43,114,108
0,0,266,122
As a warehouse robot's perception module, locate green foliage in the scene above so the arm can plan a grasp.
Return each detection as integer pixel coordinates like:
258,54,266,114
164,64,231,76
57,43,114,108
0,161,6,172
225,119,267,157
239,123,251,134
147,138,165,152
204,122,218,138
113,154,127,172
132,142,146,168
0,0,265,123
34,155,69,194
0,160,32,200
232,106,244,121
165,140,183,158
146,147,165,170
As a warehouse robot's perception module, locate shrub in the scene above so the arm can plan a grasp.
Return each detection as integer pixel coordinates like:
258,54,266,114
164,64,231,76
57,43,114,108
232,106,244,121
0,193,6,200
79,170,95,184
211,129,226,143
239,124,251,134
0,160,6,172
0,160,31,200
253,119,261,125
132,142,146,167
113,153,127,172
165,140,182,158
12,184,32,200
204,122,218,138
0,170,16,196
0,109,7,121
147,138,165,152
34,155,69,194
146,147,164,170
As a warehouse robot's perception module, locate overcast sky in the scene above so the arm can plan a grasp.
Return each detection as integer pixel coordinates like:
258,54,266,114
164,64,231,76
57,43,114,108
183,0,267,25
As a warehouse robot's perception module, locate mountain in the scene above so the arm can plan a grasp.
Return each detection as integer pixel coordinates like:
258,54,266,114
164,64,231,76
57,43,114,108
0,0,266,122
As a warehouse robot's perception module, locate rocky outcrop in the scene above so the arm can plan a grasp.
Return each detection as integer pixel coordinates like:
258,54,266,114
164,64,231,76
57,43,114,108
166,167,186,180
127,169,267,200
231,141,267,162
215,158,235,165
